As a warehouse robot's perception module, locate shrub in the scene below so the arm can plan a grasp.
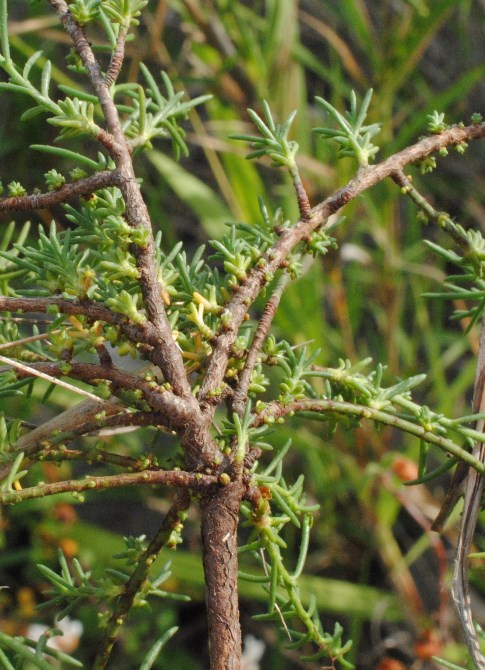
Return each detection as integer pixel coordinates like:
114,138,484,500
0,2,485,669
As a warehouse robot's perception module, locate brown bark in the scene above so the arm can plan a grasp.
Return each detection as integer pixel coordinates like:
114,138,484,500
200,481,244,670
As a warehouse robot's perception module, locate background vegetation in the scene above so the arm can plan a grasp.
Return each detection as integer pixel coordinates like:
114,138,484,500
2,1,485,668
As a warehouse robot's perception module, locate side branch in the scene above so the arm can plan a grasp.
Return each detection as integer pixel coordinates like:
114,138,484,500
0,469,216,505
450,311,485,669
0,296,187,380
199,121,485,401
14,399,135,457
104,25,129,87
231,273,290,416
94,491,191,670
0,403,168,478
49,0,105,90
4,360,192,425
254,398,485,475
0,171,121,212
49,0,191,396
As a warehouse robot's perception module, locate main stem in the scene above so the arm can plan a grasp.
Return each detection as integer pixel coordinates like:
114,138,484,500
200,481,244,670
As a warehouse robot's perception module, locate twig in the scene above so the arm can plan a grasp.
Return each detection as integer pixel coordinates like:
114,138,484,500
253,398,485,474
37,445,151,472
49,0,192,397
231,272,290,416
0,296,187,381
0,406,163,485
104,24,128,87
0,171,120,211
15,399,126,453
0,468,215,505
392,169,485,661
0,399,135,475
94,341,113,367
450,311,485,670
93,490,192,669
6,360,193,424
0,353,105,402
0,331,56,350
198,121,485,403
391,169,475,260
289,166,312,220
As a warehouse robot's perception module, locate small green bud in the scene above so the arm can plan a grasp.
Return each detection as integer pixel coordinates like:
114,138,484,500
427,111,447,134
131,227,150,247
46,304,60,314
104,326,119,343
220,310,232,328
69,0,102,25
44,169,66,191
454,141,468,154
59,361,72,375
471,112,483,124
7,181,26,197
95,382,111,399
69,167,88,181
219,473,231,486
419,156,436,174
437,213,448,228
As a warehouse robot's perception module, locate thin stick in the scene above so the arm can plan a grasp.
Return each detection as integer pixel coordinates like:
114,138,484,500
0,354,104,402
451,311,485,670
93,491,192,669
232,272,290,416
0,171,120,211
104,24,128,87
0,331,55,350
0,470,214,505
253,398,485,474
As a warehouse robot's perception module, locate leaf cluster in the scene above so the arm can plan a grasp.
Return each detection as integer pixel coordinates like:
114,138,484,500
37,543,189,622
313,89,381,166
233,90,380,171
424,216,485,328
239,440,352,667
116,65,211,157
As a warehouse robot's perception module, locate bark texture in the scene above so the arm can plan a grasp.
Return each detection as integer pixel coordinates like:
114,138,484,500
200,481,244,670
